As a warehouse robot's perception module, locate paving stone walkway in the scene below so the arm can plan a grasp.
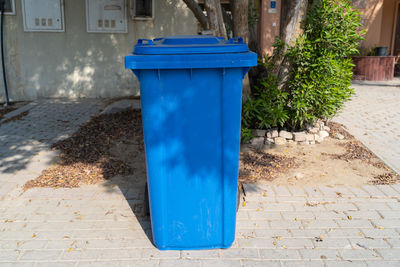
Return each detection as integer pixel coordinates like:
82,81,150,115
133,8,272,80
334,81,400,174
0,99,399,266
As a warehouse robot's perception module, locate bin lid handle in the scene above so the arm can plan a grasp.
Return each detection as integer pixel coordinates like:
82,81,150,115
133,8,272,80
137,39,154,45
228,37,244,44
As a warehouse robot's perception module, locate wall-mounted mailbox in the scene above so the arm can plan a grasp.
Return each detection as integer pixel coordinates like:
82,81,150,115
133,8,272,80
22,0,64,32
86,0,127,33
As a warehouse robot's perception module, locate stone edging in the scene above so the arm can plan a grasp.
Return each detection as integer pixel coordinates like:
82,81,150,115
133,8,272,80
247,121,344,146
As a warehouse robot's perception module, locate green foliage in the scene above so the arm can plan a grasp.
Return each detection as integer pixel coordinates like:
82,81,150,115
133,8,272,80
242,0,364,139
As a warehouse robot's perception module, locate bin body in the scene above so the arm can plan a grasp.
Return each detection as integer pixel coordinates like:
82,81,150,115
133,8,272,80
125,36,257,250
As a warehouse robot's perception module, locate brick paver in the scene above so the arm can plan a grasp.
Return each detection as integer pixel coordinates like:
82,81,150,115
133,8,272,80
0,100,399,266
334,81,400,174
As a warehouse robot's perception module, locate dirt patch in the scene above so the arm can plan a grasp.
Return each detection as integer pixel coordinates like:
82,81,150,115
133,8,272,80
326,121,354,140
241,132,399,187
23,109,143,190
239,151,297,184
322,140,387,169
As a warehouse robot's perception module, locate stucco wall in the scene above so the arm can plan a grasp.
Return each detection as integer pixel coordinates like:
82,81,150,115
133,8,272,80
358,0,396,51
0,0,197,101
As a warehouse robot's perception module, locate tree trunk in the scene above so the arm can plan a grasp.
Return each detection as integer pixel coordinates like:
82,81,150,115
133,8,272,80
247,0,261,56
231,0,251,102
231,0,249,43
280,0,309,46
277,0,309,89
182,0,210,30
205,0,227,39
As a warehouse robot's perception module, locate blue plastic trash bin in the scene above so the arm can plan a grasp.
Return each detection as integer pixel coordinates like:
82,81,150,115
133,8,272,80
125,35,257,250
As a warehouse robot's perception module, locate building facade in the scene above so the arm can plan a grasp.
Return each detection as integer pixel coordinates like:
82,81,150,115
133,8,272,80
0,0,197,102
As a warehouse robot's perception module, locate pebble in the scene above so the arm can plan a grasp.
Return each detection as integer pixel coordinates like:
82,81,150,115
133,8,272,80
250,137,264,145
266,137,275,143
252,129,266,137
271,129,279,138
319,130,329,138
334,133,345,140
293,132,307,142
279,130,293,140
305,134,315,141
324,126,331,132
274,137,287,145
294,172,304,179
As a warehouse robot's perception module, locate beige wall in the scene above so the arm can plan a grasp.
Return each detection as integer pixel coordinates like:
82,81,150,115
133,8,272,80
0,0,197,102
259,0,281,56
358,0,397,52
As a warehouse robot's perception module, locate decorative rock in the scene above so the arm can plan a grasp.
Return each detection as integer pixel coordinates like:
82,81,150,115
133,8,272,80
305,134,315,141
293,132,307,142
309,141,316,145
319,121,325,128
315,137,324,144
274,137,287,145
266,137,275,143
323,126,330,132
294,172,304,179
264,139,274,145
319,130,329,138
266,130,278,138
334,133,345,140
271,129,279,138
287,140,297,146
251,129,266,137
308,127,319,134
250,137,265,145
299,141,309,145
279,130,293,140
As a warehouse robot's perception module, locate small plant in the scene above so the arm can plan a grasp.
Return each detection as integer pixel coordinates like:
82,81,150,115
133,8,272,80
241,0,364,139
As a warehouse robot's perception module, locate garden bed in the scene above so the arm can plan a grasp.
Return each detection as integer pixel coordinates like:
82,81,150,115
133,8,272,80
23,109,399,190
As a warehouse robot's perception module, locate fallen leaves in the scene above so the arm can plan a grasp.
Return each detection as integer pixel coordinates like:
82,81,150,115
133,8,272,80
326,121,354,140
23,109,143,190
2,110,30,124
371,173,400,185
239,151,297,183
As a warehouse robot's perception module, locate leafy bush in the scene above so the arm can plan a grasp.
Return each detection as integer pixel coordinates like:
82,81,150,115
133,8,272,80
242,0,364,138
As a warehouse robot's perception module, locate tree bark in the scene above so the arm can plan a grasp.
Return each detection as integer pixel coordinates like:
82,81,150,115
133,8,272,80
280,0,309,46
230,0,251,102
183,0,210,30
231,0,249,43
277,0,309,88
205,0,227,39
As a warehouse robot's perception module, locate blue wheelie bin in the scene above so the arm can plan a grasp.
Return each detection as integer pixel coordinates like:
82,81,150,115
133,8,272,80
125,35,257,250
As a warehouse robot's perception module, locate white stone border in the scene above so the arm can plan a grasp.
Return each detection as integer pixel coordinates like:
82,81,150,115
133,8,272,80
247,121,344,146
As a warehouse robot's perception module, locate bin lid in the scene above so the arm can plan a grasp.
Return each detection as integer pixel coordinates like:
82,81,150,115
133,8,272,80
134,35,249,55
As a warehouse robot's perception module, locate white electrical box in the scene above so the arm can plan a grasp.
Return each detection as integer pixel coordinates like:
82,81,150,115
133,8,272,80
86,0,127,33
22,0,65,32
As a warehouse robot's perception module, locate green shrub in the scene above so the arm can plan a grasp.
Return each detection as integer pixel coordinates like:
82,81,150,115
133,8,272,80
242,0,364,139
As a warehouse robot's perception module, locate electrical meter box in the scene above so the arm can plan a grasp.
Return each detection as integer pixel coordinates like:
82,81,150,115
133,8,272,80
86,0,127,33
1,0,15,15
22,0,65,32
